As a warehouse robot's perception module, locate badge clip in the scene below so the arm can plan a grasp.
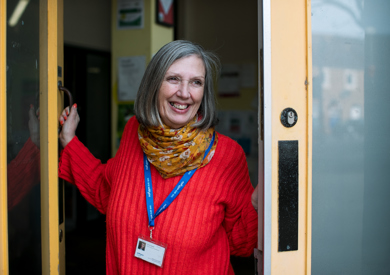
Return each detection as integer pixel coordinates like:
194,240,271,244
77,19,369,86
148,226,154,239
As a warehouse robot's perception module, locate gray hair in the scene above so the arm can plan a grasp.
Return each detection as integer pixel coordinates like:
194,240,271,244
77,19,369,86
134,40,220,130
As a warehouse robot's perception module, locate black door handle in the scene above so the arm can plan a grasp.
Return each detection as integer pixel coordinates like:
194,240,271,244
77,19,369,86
58,81,73,107
58,81,74,134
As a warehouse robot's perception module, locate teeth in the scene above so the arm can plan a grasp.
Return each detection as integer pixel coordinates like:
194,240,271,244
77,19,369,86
170,102,188,110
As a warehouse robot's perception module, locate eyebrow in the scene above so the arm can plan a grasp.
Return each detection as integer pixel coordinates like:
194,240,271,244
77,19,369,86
165,71,205,79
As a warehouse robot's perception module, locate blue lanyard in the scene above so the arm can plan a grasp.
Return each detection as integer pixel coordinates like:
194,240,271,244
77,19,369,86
144,132,215,229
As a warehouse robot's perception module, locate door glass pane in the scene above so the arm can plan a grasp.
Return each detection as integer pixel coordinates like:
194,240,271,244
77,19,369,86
7,0,41,273
312,0,390,274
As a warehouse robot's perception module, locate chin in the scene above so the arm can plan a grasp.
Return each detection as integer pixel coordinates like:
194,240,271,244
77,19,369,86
162,107,199,128
166,117,193,129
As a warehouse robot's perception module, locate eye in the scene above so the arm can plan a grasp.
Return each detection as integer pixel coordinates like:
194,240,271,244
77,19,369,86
192,80,203,86
167,76,179,83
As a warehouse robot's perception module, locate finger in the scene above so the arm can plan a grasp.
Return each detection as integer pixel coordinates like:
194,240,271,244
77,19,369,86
59,104,78,126
68,103,78,117
59,114,67,123
61,106,71,116
29,104,35,118
59,107,70,124
61,107,68,118
29,105,40,123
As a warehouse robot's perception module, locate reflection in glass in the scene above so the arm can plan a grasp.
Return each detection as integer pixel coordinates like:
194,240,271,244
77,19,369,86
312,0,390,274
7,0,42,274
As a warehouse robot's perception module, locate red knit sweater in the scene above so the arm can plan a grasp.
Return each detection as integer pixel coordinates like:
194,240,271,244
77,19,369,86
59,117,258,274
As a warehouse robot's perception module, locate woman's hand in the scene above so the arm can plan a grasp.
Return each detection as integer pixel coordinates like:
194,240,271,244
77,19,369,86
28,104,40,148
251,185,259,212
59,104,79,148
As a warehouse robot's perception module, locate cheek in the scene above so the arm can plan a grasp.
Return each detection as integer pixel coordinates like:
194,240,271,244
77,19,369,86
194,90,204,106
158,84,176,102
158,86,169,110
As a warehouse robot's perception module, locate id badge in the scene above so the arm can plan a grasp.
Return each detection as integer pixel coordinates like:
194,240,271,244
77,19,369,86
134,236,167,267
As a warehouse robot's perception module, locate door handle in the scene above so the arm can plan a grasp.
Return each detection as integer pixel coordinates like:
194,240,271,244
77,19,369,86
58,81,74,134
58,81,73,107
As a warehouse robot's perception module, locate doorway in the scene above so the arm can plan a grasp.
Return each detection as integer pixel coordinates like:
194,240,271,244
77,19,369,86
62,45,111,275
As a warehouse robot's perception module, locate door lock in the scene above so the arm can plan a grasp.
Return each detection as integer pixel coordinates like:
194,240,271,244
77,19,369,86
280,108,298,128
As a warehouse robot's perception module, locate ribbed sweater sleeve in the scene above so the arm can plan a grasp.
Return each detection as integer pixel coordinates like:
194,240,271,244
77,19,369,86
221,141,258,257
59,136,112,214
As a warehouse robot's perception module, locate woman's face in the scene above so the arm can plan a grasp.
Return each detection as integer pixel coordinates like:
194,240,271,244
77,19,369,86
158,55,205,129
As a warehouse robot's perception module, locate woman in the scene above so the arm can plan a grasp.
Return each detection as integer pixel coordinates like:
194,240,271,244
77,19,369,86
59,40,258,274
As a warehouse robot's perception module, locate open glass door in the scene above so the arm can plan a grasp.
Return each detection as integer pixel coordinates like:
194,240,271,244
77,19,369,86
0,0,65,274
260,0,390,274
311,1,390,274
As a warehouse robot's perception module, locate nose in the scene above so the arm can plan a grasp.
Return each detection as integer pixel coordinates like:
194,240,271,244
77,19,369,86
177,81,190,99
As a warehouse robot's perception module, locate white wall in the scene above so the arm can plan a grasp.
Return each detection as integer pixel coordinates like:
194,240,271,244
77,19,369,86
64,0,111,51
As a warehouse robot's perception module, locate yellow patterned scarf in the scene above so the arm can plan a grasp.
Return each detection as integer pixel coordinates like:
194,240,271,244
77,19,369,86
138,116,218,179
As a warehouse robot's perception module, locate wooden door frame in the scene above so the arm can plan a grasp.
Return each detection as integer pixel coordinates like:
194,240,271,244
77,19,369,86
260,0,313,274
40,0,64,273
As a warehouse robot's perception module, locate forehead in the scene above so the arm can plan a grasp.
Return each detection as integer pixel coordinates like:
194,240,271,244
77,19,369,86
166,55,205,76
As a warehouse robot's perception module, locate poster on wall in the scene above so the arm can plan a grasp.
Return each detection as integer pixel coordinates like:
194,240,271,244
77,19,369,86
117,0,144,29
156,0,174,27
118,55,146,101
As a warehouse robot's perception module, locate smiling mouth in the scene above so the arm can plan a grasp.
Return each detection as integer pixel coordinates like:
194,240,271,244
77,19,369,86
170,102,189,110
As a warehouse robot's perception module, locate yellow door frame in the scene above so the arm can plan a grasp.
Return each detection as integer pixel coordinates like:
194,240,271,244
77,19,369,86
40,0,63,273
57,0,65,273
0,0,64,274
0,0,8,273
261,0,312,274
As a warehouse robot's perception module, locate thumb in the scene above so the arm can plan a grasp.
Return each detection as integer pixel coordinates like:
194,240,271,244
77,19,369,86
68,103,78,118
